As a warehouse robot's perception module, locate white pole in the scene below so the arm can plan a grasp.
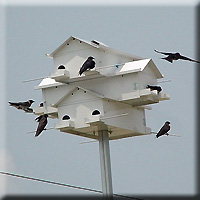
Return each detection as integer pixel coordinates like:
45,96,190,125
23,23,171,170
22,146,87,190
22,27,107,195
98,128,113,200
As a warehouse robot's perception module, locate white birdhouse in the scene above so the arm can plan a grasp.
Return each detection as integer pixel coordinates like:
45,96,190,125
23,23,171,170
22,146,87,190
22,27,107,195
34,36,170,140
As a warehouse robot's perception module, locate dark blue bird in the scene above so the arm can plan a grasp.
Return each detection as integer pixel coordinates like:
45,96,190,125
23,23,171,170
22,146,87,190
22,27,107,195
79,56,95,76
156,121,170,138
154,49,200,63
35,114,48,137
146,85,162,94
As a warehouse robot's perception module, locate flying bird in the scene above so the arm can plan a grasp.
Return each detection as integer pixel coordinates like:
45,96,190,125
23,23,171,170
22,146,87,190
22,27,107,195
154,49,200,63
156,121,170,138
8,100,34,112
79,56,95,76
35,114,48,137
146,85,162,94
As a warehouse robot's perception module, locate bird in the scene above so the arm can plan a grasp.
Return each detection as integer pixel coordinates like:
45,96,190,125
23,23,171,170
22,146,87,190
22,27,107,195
8,100,34,111
79,56,95,76
146,84,162,94
156,121,170,138
35,114,48,137
154,49,200,63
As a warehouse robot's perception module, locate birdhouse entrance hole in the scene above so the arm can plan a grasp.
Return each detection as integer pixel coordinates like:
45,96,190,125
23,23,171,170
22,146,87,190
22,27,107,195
92,110,101,115
62,115,70,120
58,65,66,69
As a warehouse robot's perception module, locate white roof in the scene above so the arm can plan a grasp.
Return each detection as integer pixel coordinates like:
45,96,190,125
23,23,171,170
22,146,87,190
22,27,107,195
115,59,163,78
34,78,64,90
46,36,143,61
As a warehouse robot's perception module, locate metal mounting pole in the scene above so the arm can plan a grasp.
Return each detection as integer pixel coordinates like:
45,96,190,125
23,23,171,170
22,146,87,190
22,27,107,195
98,127,113,200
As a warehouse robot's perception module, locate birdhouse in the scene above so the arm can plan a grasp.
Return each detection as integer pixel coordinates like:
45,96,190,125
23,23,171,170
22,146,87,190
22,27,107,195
34,36,170,140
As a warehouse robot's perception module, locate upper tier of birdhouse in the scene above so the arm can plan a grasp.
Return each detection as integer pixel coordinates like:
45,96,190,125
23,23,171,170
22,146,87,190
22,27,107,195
46,36,146,79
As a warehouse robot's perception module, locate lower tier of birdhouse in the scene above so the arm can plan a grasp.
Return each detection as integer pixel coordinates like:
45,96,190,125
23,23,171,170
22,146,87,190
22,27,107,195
55,116,151,140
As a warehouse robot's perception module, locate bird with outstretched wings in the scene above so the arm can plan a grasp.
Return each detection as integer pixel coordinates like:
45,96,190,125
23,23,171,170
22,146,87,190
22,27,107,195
8,99,34,113
154,49,200,63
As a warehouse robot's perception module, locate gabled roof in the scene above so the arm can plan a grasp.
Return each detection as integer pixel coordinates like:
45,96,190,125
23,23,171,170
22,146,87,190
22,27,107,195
115,59,163,79
54,86,112,107
46,36,143,61
34,77,64,90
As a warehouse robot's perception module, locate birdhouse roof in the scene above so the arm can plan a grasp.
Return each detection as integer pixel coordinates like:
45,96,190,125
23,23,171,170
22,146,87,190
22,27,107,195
46,36,143,61
115,59,163,79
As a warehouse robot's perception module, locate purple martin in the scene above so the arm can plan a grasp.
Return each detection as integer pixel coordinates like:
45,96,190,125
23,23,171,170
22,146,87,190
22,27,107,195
156,121,170,138
154,49,200,63
79,56,95,76
8,100,34,111
146,85,162,94
35,114,48,137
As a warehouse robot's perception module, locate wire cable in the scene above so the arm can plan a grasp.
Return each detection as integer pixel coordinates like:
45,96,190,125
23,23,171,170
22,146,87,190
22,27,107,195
0,171,146,200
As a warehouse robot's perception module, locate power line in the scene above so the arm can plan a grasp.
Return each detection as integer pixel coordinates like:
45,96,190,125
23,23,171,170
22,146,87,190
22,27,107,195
0,171,146,200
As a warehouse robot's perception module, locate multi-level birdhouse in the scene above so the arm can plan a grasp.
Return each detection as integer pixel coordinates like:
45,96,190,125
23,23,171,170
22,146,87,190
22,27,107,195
34,36,170,140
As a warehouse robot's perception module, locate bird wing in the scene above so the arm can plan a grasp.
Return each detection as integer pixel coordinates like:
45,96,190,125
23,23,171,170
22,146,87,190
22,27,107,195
35,115,43,122
157,124,170,137
179,55,200,63
19,101,32,108
79,65,87,75
8,102,22,109
79,60,91,75
154,49,173,56
35,117,48,137
89,60,95,69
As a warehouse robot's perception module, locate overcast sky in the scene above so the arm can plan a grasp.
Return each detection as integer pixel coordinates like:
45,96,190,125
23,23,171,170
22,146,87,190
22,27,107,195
0,0,199,199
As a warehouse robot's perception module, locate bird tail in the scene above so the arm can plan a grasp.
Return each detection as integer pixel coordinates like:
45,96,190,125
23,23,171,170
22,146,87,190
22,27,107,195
8,102,21,109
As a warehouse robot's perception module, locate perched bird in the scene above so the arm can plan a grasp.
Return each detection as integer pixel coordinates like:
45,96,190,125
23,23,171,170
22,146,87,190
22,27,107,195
79,56,95,76
35,114,48,137
156,121,170,138
146,84,162,94
154,49,200,63
8,100,34,111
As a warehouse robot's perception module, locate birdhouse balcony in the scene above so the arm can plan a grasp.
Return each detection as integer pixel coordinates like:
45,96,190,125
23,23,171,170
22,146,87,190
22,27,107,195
33,106,58,118
49,69,105,85
50,69,70,83
120,89,170,106
55,120,75,131
84,114,102,125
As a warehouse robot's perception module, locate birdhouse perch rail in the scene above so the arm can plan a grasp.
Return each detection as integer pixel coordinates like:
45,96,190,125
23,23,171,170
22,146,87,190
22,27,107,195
27,127,55,134
151,132,181,137
100,113,129,120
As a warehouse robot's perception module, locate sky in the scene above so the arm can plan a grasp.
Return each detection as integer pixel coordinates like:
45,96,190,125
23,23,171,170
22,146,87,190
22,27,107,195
0,0,199,199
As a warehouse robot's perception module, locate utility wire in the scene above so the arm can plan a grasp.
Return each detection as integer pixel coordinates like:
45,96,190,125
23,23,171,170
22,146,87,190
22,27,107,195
0,171,146,200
